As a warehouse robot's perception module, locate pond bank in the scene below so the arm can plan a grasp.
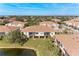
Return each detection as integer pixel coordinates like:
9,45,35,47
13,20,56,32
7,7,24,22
0,47,39,56
0,38,61,56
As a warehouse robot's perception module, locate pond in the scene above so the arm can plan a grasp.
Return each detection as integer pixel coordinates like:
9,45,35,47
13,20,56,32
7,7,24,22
0,48,37,56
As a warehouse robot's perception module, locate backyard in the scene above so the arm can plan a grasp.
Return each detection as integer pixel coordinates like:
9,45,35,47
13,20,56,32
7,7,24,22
0,38,62,56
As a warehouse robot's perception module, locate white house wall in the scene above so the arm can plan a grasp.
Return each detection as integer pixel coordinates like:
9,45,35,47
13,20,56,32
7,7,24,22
50,32,55,37
35,32,44,36
23,32,55,37
24,32,29,38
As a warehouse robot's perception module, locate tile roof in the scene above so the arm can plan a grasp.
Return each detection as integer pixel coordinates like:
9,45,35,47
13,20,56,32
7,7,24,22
0,26,17,32
40,21,58,25
51,19,61,22
64,18,79,26
21,25,55,32
55,34,79,56
8,17,16,22
6,21,26,26
10,21,25,24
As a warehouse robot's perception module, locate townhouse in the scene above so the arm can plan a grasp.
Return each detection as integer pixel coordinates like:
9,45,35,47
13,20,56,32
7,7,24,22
40,21,59,30
0,26,17,36
0,19,6,22
8,17,17,22
51,19,61,23
54,33,79,56
64,18,79,30
21,25,55,38
5,21,26,29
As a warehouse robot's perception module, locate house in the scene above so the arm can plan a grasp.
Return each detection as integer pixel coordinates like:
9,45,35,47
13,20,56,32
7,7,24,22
0,19,5,22
5,21,26,29
54,33,79,56
8,17,17,22
0,26,17,36
21,25,55,38
51,19,61,22
64,18,79,30
40,21,59,30
0,18,9,23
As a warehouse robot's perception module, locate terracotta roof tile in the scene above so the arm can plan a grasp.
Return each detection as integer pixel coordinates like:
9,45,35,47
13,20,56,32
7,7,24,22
0,26,17,32
55,34,79,56
22,25,55,32
8,21,25,25
40,21,58,25
65,18,79,26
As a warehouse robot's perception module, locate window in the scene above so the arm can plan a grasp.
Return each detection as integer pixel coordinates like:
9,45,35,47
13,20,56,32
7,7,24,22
35,32,38,34
0,32,5,35
51,32,54,34
29,32,34,35
44,32,50,35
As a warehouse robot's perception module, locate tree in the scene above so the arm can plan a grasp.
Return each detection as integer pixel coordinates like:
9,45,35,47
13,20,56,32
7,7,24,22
63,29,69,34
3,30,16,43
0,36,3,40
3,29,27,45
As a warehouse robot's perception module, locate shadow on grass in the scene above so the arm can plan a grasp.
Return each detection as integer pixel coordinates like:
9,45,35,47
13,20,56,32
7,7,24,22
20,37,29,46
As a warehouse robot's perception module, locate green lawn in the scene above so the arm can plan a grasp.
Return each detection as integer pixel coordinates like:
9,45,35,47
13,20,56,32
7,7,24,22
0,38,61,56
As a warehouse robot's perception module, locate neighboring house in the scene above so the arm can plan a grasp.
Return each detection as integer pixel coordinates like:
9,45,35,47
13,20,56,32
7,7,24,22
64,18,79,30
51,19,61,22
0,19,5,22
54,33,79,56
5,21,26,29
8,17,17,22
21,25,55,38
39,21,59,30
0,19,9,23
0,26,17,36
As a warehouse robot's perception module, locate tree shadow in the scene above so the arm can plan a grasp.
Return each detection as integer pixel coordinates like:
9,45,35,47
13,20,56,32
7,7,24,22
20,36,29,46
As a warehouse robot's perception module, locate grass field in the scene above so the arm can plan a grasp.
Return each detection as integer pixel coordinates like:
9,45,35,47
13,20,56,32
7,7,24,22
0,38,61,56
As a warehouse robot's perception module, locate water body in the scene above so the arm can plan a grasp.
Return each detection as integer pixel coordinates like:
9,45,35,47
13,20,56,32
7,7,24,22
0,48,37,56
